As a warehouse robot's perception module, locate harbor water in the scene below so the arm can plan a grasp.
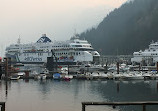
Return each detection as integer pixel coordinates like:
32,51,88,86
0,79,158,111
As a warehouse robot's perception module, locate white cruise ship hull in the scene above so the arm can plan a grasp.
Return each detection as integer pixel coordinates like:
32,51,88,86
14,50,93,64
5,34,100,64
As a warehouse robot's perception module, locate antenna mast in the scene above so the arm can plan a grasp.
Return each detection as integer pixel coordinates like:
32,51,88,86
17,35,21,44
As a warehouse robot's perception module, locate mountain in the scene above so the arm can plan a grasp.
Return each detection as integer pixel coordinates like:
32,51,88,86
79,0,158,55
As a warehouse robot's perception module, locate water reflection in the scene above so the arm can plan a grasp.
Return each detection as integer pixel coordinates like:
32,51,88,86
116,82,120,93
0,80,10,101
157,82,158,92
0,79,158,111
5,81,8,99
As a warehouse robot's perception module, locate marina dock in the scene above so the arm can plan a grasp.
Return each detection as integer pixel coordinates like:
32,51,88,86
2,57,158,81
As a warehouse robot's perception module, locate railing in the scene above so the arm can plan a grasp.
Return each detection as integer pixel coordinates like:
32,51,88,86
82,101,158,111
0,102,5,111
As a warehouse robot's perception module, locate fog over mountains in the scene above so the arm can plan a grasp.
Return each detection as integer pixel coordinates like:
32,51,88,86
80,0,158,55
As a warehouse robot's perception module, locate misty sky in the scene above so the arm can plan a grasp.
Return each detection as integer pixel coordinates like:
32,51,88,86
0,0,127,56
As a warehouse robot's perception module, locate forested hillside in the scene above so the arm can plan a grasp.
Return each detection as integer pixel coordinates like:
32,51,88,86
80,0,158,55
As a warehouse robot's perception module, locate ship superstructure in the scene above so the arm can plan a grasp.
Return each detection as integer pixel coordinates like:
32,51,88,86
131,41,158,64
5,34,100,64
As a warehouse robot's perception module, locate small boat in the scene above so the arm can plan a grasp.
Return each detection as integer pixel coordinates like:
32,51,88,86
53,73,62,80
124,72,144,80
33,69,48,80
107,72,115,79
32,70,39,75
61,67,68,75
62,75,73,81
37,73,47,80
142,71,151,79
17,72,25,78
10,74,20,80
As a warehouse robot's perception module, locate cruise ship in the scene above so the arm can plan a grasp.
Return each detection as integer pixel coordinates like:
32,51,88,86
5,34,100,64
131,41,158,64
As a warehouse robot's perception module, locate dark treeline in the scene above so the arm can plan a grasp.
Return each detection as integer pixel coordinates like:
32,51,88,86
79,0,158,55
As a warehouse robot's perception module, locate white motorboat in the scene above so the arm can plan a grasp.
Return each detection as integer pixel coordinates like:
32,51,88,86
124,71,144,80
62,74,73,81
10,74,20,80
37,73,47,80
142,71,152,79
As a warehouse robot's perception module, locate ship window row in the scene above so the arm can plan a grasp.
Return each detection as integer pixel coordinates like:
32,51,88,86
134,54,142,55
151,53,158,55
24,47,32,49
55,52,82,56
9,48,19,50
23,53,43,56
8,51,19,53
77,49,93,51
20,52,83,57
52,45,69,48
152,45,158,46
71,45,82,47
134,53,158,56
40,46,49,48
82,45,91,47
75,41,88,44
77,41,87,43
71,45,91,48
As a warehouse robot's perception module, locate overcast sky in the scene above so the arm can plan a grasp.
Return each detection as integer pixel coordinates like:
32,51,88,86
0,0,127,56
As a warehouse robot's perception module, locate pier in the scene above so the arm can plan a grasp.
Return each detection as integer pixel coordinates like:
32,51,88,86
0,102,5,111
82,101,158,111
0,57,31,80
2,56,158,81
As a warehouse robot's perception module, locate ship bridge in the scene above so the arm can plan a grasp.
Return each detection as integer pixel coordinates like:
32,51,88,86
149,41,158,49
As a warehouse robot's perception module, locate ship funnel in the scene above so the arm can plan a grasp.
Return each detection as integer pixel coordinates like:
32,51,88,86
42,34,46,37
37,34,52,43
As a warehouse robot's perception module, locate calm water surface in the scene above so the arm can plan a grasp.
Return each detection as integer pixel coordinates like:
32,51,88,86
0,79,158,111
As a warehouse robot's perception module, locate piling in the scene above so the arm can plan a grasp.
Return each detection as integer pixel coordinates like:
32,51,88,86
104,62,108,73
24,71,29,79
82,103,86,111
68,64,69,75
3,58,9,80
117,62,119,74
117,82,120,93
82,101,158,111
0,64,2,79
139,63,141,72
157,82,158,92
5,81,8,98
0,102,5,111
143,105,146,111
157,62,158,73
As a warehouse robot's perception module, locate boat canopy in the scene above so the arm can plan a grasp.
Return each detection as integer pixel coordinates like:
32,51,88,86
53,73,61,77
